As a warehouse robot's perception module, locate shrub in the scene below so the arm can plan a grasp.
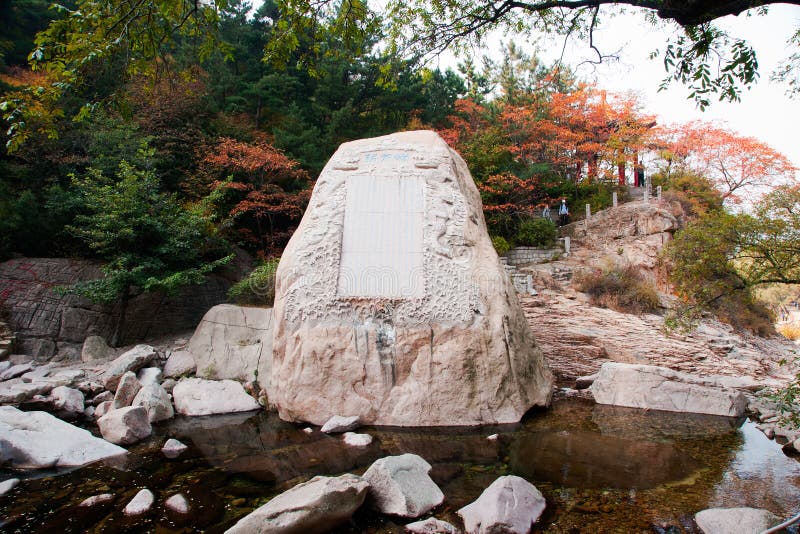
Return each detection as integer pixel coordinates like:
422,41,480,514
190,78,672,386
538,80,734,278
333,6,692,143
515,217,556,248
228,258,279,306
575,264,662,315
492,236,511,256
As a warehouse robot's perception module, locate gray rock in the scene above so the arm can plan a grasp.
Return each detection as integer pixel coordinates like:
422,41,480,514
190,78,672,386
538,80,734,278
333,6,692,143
0,361,11,374
81,335,112,362
124,488,154,515
50,386,85,415
695,507,780,534
0,363,32,381
0,406,126,468
321,415,360,433
84,405,95,418
0,380,53,404
137,367,162,386
575,373,598,390
165,493,190,514
131,383,174,423
161,438,188,458
161,378,176,392
20,364,51,382
97,406,152,445
76,380,104,396
343,432,373,447
79,493,114,507
404,518,460,533
92,390,113,405
162,350,196,378
172,378,260,416
363,454,444,518
225,474,369,534
94,400,113,419
589,362,747,417
458,476,546,534
0,478,19,496
113,371,142,409
103,345,156,391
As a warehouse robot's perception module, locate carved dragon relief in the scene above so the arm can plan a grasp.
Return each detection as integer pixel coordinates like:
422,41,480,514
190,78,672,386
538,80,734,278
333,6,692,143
281,141,478,327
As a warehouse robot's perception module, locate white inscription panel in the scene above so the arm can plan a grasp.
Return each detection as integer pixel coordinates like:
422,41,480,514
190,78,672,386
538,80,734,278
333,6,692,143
337,174,424,298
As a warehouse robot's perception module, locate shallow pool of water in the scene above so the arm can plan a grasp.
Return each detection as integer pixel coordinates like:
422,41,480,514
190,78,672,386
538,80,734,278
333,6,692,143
2,398,799,533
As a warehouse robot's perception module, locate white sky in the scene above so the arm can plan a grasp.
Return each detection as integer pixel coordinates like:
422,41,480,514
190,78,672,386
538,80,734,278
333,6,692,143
430,4,800,169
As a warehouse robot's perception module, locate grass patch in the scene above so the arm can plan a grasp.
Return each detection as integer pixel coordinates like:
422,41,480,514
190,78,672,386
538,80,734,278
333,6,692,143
228,258,279,306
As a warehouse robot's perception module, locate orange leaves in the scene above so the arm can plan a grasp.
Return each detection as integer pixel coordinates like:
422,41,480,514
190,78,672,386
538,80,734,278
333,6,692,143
203,137,305,180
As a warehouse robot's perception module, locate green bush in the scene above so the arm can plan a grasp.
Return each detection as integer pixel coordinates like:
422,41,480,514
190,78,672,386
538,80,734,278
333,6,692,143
492,236,511,255
575,264,662,315
228,259,280,306
515,218,556,248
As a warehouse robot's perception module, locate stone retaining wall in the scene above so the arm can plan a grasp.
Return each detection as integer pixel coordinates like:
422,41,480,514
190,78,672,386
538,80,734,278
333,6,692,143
506,247,562,266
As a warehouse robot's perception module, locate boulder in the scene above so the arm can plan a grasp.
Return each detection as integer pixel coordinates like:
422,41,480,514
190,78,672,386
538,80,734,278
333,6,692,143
589,363,748,417
79,493,114,507
575,373,598,390
186,304,273,394
165,493,190,514
50,386,85,415
81,335,112,362
457,476,546,534
131,383,174,423
0,363,32,381
172,378,260,416
124,488,154,515
94,400,113,419
137,367,162,386
321,415,360,433
162,438,188,458
0,406,126,468
0,478,19,496
92,390,113,406
103,345,156,391
113,371,142,409
363,454,444,518
271,131,552,426
343,432,373,447
163,350,196,378
694,507,780,534
225,474,369,534
161,378,176,392
97,406,152,445
404,518,459,533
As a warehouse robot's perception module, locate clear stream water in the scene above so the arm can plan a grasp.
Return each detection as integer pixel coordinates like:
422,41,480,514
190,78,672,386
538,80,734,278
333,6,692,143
2,398,799,533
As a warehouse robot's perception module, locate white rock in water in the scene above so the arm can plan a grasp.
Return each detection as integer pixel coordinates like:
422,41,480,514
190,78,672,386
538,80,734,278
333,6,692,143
161,438,188,457
131,383,174,423
404,517,459,533
97,406,152,445
695,507,780,534
0,478,19,496
172,378,260,416
124,488,154,515
225,474,369,534
0,406,126,468
321,415,360,433
79,493,114,507
165,493,190,514
50,386,85,414
589,362,748,417
163,350,196,379
458,475,546,534
137,367,162,386
104,345,156,391
363,454,444,518
186,305,273,395
486,434,498,441
343,432,373,447
271,130,552,426
113,371,142,409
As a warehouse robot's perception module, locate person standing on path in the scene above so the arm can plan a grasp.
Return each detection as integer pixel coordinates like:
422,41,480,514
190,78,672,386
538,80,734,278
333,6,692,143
558,199,569,226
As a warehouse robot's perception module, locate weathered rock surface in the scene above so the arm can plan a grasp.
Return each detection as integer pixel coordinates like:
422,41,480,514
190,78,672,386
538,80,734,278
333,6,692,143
97,406,152,445
343,432,373,447
49,385,85,415
0,380,52,404
187,304,273,394
363,454,444,518
404,518,459,533
163,350,196,378
0,363,32,381
321,415,360,433
94,400,113,419
589,362,748,417
131,383,174,422
272,130,552,426
457,475,546,534
225,474,369,534
124,488,154,515
694,507,780,534
162,438,188,457
172,378,260,416
113,371,142,408
81,335,112,362
104,345,156,391
0,406,126,468
92,390,113,405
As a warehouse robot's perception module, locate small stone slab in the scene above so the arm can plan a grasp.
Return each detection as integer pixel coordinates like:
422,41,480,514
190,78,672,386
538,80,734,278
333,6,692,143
79,493,114,507
321,415,360,433
364,454,444,518
165,493,190,514
343,432,373,447
162,438,188,458
124,489,154,516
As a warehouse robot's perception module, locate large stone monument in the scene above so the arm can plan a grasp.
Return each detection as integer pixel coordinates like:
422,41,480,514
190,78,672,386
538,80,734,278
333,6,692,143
272,130,552,426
